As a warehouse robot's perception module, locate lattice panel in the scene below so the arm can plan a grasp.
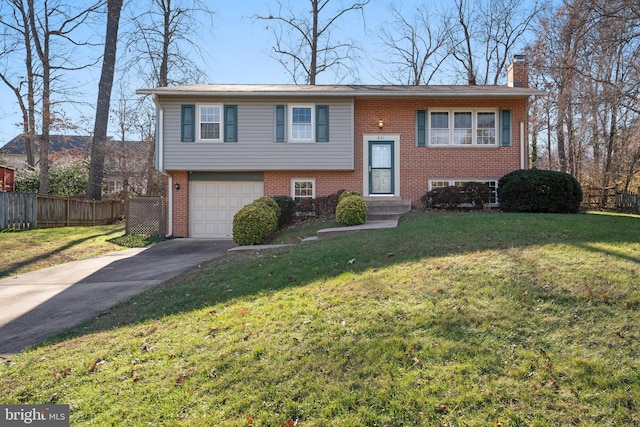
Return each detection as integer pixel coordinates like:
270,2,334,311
125,197,167,235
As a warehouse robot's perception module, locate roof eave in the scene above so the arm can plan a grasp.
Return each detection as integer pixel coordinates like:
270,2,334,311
136,88,546,98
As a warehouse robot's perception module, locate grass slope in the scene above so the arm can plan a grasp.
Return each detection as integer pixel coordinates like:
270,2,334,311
0,225,164,278
1,212,639,426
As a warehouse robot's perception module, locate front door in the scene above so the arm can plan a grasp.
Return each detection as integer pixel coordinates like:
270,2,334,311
369,141,394,195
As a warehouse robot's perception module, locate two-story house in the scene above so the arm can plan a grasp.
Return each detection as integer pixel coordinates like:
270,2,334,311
137,57,544,238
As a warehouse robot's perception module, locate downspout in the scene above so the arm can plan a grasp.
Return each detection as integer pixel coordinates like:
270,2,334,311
151,94,172,237
520,121,526,169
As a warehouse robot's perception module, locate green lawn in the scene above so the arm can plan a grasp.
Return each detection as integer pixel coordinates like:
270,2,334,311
1,211,639,426
0,225,163,279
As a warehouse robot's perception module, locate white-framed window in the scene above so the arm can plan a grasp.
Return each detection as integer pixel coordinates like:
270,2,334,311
430,112,449,145
476,112,497,145
429,110,498,146
198,104,222,141
292,178,315,199
429,179,498,205
290,105,314,141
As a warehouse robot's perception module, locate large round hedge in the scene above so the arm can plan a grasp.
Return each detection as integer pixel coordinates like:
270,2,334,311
336,195,368,226
498,169,583,213
232,200,279,245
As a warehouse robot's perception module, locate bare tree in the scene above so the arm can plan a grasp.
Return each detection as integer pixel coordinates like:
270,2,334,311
0,0,103,193
256,0,370,85
86,0,123,200
122,0,213,88
377,5,451,85
0,0,38,167
528,0,640,198
449,0,545,85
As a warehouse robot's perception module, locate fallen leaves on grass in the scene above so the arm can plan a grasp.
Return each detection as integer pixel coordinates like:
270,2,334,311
175,374,189,386
89,359,105,373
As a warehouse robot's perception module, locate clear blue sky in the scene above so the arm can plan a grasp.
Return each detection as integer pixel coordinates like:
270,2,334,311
0,0,540,148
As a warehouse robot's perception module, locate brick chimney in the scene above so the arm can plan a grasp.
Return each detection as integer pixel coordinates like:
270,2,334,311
507,55,528,88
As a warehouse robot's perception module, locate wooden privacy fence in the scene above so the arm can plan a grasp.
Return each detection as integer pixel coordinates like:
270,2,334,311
582,187,640,214
0,192,124,230
615,191,640,214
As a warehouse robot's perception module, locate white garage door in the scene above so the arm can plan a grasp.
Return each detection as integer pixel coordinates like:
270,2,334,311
190,181,264,238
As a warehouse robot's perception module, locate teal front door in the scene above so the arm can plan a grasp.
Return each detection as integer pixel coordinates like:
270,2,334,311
369,141,394,195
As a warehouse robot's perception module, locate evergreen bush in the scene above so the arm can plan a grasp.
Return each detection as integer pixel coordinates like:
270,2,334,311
421,182,491,210
232,200,279,245
273,195,296,228
498,169,583,213
338,189,361,203
336,195,368,226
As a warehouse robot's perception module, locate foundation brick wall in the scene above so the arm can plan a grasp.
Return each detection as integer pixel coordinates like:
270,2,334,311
169,170,189,237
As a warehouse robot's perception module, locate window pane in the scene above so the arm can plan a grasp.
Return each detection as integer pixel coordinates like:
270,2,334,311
477,112,495,128
292,107,312,140
430,129,448,145
201,123,220,140
294,180,314,198
477,112,496,145
430,112,449,145
200,106,221,140
453,112,472,145
431,112,449,129
292,107,311,124
430,181,449,190
292,123,312,140
454,112,472,128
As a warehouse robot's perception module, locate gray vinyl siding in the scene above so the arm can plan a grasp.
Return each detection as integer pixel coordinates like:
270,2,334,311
160,97,354,170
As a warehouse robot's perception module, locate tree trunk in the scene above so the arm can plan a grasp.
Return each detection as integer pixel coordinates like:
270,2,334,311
159,0,171,87
87,0,124,200
309,0,318,85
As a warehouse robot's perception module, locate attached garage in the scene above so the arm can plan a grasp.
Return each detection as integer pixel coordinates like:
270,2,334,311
189,173,264,238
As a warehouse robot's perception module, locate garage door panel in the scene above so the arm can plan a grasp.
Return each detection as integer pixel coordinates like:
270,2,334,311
190,181,263,238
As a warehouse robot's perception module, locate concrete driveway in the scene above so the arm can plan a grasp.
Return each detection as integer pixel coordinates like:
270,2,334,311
0,239,236,359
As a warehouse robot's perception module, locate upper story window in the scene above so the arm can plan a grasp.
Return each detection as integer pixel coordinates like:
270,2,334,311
199,105,221,141
181,104,237,143
428,110,498,146
291,105,314,141
276,104,329,143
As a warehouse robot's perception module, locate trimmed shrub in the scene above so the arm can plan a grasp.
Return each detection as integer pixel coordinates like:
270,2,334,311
273,195,296,228
421,182,490,210
498,169,583,213
254,197,281,219
338,189,361,203
336,195,368,226
232,202,278,246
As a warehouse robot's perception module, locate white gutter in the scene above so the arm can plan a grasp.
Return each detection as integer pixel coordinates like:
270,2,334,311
151,95,172,237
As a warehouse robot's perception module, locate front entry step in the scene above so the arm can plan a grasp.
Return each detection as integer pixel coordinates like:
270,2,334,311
364,198,411,221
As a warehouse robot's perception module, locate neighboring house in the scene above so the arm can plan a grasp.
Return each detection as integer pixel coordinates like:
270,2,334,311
0,135,154,198
0,165,15,192
137,57,544,239
0,135,92,169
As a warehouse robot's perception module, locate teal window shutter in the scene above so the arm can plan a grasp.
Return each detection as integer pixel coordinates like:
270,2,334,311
275,105,285,142
501,109,512,147
224,105,237,142
181,104,195,142
416,109,426,146
316,105,329,142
